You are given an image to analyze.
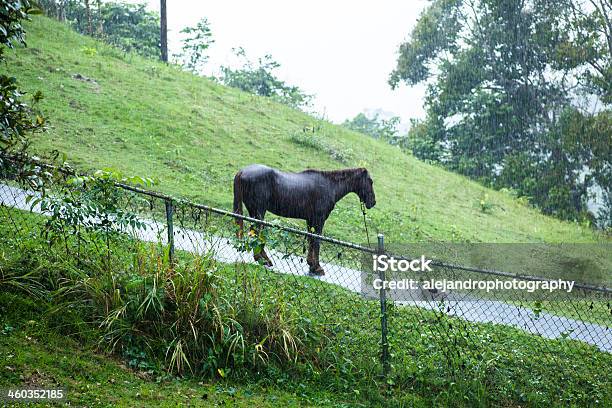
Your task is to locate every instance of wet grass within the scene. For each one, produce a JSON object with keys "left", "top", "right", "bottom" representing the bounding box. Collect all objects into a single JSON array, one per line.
[
  {"left": 1, "top": 208, "right": 611, "bottom": 407},
  {"left": 0, "top": 321, "right": 356, "bottom": 407}
]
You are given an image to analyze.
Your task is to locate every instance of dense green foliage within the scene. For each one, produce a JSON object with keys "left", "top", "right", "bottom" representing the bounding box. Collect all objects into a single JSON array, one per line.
[
  {"left": 392, "top": 0, "right": 611, "bottom": 228},
  {"left": 220, "top": 48, "right": 313, "bottom": 111},
  {"left": 38, "top": 0, "right": 161, "bottom": 58},
  {"left": 0, "top": 0, "right": 43, "bottom": 156},
  {"left": 6, "top": 16, "right": 606, "bottom": 244}
]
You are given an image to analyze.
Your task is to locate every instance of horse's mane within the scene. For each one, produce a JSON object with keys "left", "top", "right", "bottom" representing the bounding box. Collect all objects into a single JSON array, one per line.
[{"left": 301, "top": 168, "right": 365, "bottom": 181}]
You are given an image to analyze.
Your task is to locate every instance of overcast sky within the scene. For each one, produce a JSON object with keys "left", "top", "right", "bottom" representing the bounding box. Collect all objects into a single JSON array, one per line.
[{"left": 132, "top": 0, "right": 428, "bottom": 126}]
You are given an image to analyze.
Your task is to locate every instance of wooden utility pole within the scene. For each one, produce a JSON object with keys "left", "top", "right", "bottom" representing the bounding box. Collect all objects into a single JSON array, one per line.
[
  {"left": 96, "top": 0, "right": 103, "bottom": 35},
  {"left": 58, "top": 0, "right": 67, "bottom": 21},
  {"left": 84, "top": 0, "right": 93, "bottom": 35},
  {"left": 160, "top": 0, "right": 168, "bottom": 62}
]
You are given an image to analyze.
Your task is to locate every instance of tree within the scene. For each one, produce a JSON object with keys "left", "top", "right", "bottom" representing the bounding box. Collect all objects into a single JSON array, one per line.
[
  {"left": 84, "top": 0, "right": 92, "bottom": 35},
  {"left": 0, "top": 0, "right": 48, "bottom": 189},
  {"left": 562, "top": 0, "right": 612, "bottom": 104},
  {"left": 343, "top": 113, "right": 403, "bottom": 145},
  {"left": 39, "top": 1, "right": 162, "bottom": 59},
  {"left": 176, "top": 18, "right": 214, "bottom": 74},
  {"left": 38, "top": 0, "right": 67, "bottom": 21},
  {"left": 0, "top": 0, "right": 44, "bottom": 156},
  {"left": 96, "top": 2, "right": 160, "bottom": 58},
  {"left": 220, "top": 48, "right": 312, "bottom": 111},
  {"left": 160, "top": 0, "right": 167, "bottom": 62},
  {"left": 391, "top": 0, "right": 611, "bottom": 225}
]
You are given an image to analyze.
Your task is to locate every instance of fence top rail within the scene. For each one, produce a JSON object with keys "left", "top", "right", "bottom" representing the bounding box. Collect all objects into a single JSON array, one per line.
[{"left": 2, "top": 153, "right": 610, "bottom": 294}]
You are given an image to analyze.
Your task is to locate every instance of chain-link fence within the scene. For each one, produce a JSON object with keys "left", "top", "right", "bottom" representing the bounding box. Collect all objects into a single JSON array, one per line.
[{"left": 0, "top": 155, "right": 610, "bottom": 390}]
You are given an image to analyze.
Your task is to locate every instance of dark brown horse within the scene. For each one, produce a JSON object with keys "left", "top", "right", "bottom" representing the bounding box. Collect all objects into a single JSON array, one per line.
[{"left": 233, "top": 164, "right": 376, "bottom": 275}]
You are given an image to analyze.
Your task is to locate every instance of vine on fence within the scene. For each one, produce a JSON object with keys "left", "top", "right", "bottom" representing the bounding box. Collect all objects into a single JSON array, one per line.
[{"left": 25, "top": 167, "right": 153, "bottom": 261}]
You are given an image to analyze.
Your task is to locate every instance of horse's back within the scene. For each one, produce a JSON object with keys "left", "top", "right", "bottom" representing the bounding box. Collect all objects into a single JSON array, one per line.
[
  {"left": 239, "top": 165, "right": 321, "bottom": 189},
  {"left": 238, "top": 164, "right": 274, "bottom": 180},
  {"left": 236, "top": 164, "right": 278, "bottom": 197}
]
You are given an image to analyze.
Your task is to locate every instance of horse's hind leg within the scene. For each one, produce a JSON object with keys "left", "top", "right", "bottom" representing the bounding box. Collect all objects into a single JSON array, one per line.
[{"left": 247, "top": 207, "right": 273, "bottom": 268}]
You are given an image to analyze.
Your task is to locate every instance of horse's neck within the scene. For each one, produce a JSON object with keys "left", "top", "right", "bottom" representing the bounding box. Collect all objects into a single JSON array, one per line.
[{"left": 326, "top": 172, "right": 358, "bottom": 203}]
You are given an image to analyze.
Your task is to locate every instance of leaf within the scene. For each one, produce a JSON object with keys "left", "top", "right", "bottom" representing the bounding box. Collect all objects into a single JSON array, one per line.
[{"left": 27, "top": 7, "right": 44, "bottom": 15}]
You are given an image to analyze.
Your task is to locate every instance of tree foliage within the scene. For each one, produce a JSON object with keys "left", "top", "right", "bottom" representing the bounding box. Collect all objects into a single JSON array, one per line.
[
  {"left": 0, "top": 0, "right": 44, "bottom": 158},
  {"left": 342, "top": 113, "right": 403, "bottom": 145},
  {"left": 392, "top": 0, "right": 611, "bottom": 227},
  {"left": 220, "top": 48, "right": 313, "bottom": 111},
  {"left": 175, "top": 17, "right": 214, "bottom": 74},
  {"left": 39, "top": 1, "right": 161, "bottom": 58}
]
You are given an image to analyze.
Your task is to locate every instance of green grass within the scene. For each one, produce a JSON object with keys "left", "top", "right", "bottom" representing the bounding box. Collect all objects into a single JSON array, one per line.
[
  {"left": 1, "top": 207, "right": 611, "bottom": 407},
  {"left": 4, "top": 16, "right": 609, "bottom": 246},
  {"left": 3, "top": 290, "right": 610, "bottom": 408},
  {"left": 0, "top": 306, "right": 353, "bottom": 407}
]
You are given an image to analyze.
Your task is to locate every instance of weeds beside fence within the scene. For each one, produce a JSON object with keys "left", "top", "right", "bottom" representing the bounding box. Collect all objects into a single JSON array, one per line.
[{"left": 1, "top": 155, "right": 611, "bottom": 405}]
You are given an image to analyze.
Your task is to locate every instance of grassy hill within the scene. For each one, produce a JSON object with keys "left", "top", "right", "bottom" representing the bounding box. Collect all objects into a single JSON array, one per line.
[
  {"left": 4, "top": 16, "right": 607, "bottom": 244},
  {"left": 0, "top": 326, "right": 346, "bottom": 407},
  {"left": 0, "top": 281, "right": 362, "bottom": 408}
]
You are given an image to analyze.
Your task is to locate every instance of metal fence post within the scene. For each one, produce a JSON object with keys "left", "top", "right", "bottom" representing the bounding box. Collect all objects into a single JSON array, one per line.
[
  {"left": 165, "top": 199, "right": 175, "bottom": 265},
  {"left": 377, "top": 233, "right": 390, "bottom": 382}
]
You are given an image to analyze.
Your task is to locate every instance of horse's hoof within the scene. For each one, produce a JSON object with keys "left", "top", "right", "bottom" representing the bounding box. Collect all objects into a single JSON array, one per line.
[
  {"left": 256, "top": 260, "right": 273, "bottom": 268},
  {"left": 308, "top": 267, "right": 325, "bottom": 276},
  {"left": 254, "top": 255, "right": 273, "bottom": 268}
]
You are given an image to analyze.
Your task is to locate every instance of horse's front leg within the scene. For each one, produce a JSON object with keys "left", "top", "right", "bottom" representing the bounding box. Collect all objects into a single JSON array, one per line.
[
  {"left": 248, "top": 210, "right": 273, "bottom": 268},
  {"left": 306, "top": 223, "right": 315, "bottom": 268}
]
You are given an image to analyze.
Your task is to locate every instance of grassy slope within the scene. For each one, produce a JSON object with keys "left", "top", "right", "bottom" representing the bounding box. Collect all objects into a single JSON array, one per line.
[
  {"left": 4, "top": 16, "right": 605, "bottom": 244},
  {"left": 0, "top": 211, "right": 610, "bottom": 407},
  {"left": 0, "top": 319, "right": 349, "bottom": 407}
]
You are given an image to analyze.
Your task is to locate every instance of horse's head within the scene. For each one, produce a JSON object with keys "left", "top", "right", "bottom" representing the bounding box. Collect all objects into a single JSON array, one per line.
[{"left": 356, "top": 168, "right": 376, "bottom": 209}]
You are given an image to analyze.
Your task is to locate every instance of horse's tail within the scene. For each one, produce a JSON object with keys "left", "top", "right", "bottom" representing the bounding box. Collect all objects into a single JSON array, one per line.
[{"left": 233, "top": 171, "right": 244, "bottom": 237}]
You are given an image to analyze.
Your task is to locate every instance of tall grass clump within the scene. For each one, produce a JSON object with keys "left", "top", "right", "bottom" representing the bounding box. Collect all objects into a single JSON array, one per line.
[
  {"left": 81, "top": 245, "right": 328, "bottom": 376},
  {"left": 0, "top": 212, "right": 330, "bottom": 378},
  {"left": 289, "top": 128, "right": 353, "bottom": 164}
]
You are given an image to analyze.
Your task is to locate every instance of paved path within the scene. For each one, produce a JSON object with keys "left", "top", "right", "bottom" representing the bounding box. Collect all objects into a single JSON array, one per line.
[{"left": 1, "top": 184, "right": 610, "bottom": 352}]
